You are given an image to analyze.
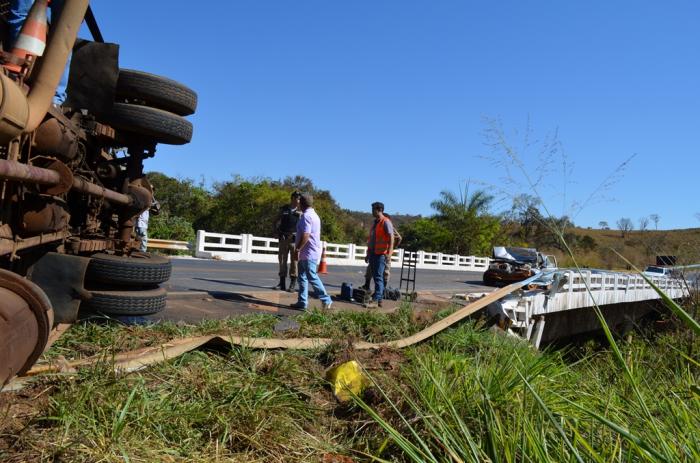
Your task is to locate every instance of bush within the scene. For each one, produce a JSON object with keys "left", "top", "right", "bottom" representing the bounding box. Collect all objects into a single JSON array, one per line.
[{"left": 149, "top": 213, "right": 196, "bottom": 242}]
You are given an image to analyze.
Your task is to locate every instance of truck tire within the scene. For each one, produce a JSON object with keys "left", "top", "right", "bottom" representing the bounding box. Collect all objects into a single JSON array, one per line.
[
  {"left": 106, "top": 103, "right": 193, "bottom": 145},
  {"left": 84, "top": 287, "right": 167, "bottom": 316},
  {"left": 87, "top": 253, "right": 172, "bottom": 286},
  {"left": 116, "top": 69, "right": 198, "bottom": 116}
]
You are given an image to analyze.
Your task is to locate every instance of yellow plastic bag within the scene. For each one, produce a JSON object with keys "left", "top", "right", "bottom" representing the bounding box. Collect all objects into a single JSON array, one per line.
[{"left": 325, "top": 360, "right": 367, "bottom": 402}]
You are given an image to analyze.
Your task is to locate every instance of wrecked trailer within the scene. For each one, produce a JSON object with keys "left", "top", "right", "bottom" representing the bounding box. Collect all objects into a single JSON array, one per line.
[{"left": 0, "top": 0, "right": 196, "bottom": 385}]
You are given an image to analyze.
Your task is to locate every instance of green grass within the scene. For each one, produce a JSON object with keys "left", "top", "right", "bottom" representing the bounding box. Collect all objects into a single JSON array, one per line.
[
  {"left": 1, "top": 303, "right": 699, "bottom": 462},
  {"left": 354, "top": 324, "right": 700, "bottom": 462}
]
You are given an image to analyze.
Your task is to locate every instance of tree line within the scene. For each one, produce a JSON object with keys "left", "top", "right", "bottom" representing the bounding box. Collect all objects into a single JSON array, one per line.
[{"left": 147, "top": 172, "right": 595, "bottom": 258}]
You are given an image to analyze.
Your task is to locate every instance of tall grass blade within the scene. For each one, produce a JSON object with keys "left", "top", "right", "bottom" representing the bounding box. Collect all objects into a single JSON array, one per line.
[
  {"left": 411, "top": 354, "right": 483, "bottom": 461},
  {"left": 112, "top": 383, "right": 139, "bottom": 439},
  {"left": 517, "top": 371, "right": 584, "bottom": 463},
  {"left": 561, "top": 395, "right": 668, "bottom": 462},
  {"left": 559, "top": 245, "right": 674, "bottom": 460},
  {"left": 612, "top": 249, "right": 700, "bottom": 336},
  {"left": 352, "top": 393, "right": 433, "bottom": 463}
]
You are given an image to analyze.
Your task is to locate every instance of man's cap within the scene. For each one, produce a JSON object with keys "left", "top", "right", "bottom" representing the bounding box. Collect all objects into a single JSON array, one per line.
[{"left": 291, "top": 190, "right": 302, "bottom": 199}]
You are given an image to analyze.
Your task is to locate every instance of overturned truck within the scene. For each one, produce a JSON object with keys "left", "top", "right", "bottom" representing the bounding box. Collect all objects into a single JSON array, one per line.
[{"left": 0, "top": 1, "right": 196, "bottom": 384}]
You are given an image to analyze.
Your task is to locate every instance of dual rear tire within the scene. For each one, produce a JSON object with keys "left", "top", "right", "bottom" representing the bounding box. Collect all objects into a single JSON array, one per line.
[
  {"left": 83, "top": 253, "right": 172, "bottom": 316},
  {"left": 104, "top": 69, "right": 197, "bottom": 146}
]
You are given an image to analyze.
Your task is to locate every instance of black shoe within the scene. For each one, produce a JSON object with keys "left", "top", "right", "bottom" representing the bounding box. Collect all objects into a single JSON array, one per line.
[
  {"left": 274, "top": 277, "right": 286, "bottom": 291},
  {"left": 287, "top": 277, "right": 297, "bottom": 292}
]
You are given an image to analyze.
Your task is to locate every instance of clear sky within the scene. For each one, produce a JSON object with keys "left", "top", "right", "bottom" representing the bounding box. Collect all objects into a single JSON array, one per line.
[{"left": 90, "top": 1, "right": 698, "bottom": 230}]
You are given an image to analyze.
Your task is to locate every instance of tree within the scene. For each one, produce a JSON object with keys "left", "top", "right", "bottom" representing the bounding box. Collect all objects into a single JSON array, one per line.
[
  {"left": 147, "top": 172, "right": 212, "bottom": 225},
  {"left": 399, "top": 218, "right": 451, "bottom": 252},
  {"left": 598, "top": 220, "right": 609, "bottom": 230},
  {"left": 616, "top": 218, "right": 634, "bottom": 238},
  {"left": 638, "top": 216, "right": 649, "bottom": 233},
  {"left": 510, "top": 194, "right": 543, "bottom": 243},
  {"left": 575, "top": 234, "right": 597, "bottom": 252},
  {"left": 429, "top": 185, "right": 500, "bottom": 255},
  {"left": 149, "top": 212, "right": 196, "bottom": 242},
  {"left": 649, "top": 213, "right": 660, "bottom": 230}
]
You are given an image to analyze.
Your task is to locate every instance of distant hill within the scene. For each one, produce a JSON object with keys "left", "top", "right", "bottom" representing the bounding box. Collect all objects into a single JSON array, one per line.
[{"left": 543, "top": 227, "right": 700, "bottom": 270}]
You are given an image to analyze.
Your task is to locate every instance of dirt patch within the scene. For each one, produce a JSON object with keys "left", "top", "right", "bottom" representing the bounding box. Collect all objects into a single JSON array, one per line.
[
  {"left": 354, "top": 347, "right": 405, "bottom": 374},
  {"left": 0, "top": 382, "right": 52, "bottom": 453},
  {"left": 322, "top": 453, "right": 355, "bottom": 463},
  {"left": 411, "top": 308, "right": 437, "bottom": 326},
  {"left": 323, "top": 344, "right": 406, "bottom": 378}
]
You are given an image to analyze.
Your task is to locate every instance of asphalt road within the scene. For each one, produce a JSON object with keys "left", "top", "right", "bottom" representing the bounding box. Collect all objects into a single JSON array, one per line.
[{"left": 164, "top": 258, "right": 490, "bottom": 296}]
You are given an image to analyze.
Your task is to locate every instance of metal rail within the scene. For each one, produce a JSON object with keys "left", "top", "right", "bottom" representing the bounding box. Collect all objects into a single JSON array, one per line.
[{"left": 147, "top": 239, "right": 190, "bottom": 251}]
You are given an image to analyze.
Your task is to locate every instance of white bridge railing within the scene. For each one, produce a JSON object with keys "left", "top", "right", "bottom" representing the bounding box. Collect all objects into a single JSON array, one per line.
[
  {"left": 500, "top": 269, "right": 689, "bottom": 348},
  {"left": 194, "top": 230, "right": 490, "bottom": 272},
  {"left": 530, "top": 270, "right": 687, "bottom": 314}
]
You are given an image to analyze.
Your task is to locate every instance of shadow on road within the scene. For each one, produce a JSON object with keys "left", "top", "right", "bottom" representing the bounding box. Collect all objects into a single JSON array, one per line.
[
  {"left": 207, "top": 290, "right": 293, "bottom": 310},
  {"left": 192, "top": 277, "right": 275, "bottom": 291}
]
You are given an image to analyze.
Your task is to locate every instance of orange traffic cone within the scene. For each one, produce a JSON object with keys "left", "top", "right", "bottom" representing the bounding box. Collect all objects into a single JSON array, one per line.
[
  {"left": 5, "top": 0, "right": 48, "bottom": 73},
  {"left": 318, "top": 244, "right": 328, "bottom": 274}
]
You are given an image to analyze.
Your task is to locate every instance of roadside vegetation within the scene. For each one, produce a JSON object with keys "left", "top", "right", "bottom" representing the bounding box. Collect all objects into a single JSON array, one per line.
[
  {"left": 146, "top": 170, "right": 697, "bottom": 269},
  {"left": 1, "top": 298, "right": 698, "bottom": 462}
]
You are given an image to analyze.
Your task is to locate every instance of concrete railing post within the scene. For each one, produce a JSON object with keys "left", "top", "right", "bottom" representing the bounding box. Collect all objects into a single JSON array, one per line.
[
  {"left": 417, "top": 250, "right": 425, "bottom": 266},
  {"left": 196, "top": 230, "right": 206, "bottom": 253},
  {"left": 348, "top": 243, "right": 356, "bottom": 264},
  {"left": 241, "top": 234, "right": 252, "bottom": 258},
  {"left": 532, "top": 316, "right": 546, "bottom": 349}
]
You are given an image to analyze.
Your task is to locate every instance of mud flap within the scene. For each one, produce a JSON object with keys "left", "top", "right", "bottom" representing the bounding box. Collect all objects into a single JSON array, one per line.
[
  {"left": 28, "top": 253, "right": 90, "bottom": 324},
  {"left": 64, "top": 39, "right": 120, "bottom": 117}
]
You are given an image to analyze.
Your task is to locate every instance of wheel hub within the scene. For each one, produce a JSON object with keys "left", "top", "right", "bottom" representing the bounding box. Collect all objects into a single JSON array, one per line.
[{"left": 0, "top": 269, "right": 53, "bottom": 385}]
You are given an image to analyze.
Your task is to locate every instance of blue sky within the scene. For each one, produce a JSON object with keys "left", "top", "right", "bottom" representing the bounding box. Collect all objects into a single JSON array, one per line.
[{"left": 90, "top": 1, "right": 698, "bottom": 230}]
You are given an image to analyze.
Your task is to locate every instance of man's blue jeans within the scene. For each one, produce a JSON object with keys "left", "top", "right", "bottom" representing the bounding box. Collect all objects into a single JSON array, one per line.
[
  {"left": 297, "top": 259, "right": 331, "bottom": 308},
  {"left": 369, "top": 254, "right": 386, "bottom": 302}
]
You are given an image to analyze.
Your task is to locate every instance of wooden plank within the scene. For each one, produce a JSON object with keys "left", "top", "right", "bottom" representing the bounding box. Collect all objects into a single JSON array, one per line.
[{"left": 24, "top": 272, "right": 550, "bottom": 377}]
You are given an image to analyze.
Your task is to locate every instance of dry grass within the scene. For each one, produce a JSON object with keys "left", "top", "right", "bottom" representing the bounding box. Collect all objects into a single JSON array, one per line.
[{"left": 545, "top": 227, "right": 700, "bottom": 269}]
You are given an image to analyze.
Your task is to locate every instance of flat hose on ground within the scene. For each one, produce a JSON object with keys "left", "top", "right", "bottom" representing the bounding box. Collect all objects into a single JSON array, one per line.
[{"left": 22, "top": 274, "right": 550, "bottom": 378}]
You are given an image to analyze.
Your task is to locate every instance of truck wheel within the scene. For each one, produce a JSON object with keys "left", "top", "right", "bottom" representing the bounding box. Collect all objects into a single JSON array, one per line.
[
  {"left": 0, "top": 269, "right": 53, "bottom": 384},
  {"left": 106, "top": 103, "right": 193, "bottom": 145},
  {"left": 86, "top": 253, "right": 172, "bottom": 287},
  {"left": 116, "top": 69, "right": 198, "bottom": 116},
  {"left": 84, "top": 287, "right": 167, "bottom": 316}
]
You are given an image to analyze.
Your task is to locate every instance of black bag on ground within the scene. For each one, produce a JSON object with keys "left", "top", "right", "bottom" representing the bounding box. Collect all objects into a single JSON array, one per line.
[
  {"left": 383, "top": 286, "right": 401, "bottom": 301},
  {"left": 340, "top": 282, "right": 353, "bottom": 301},
  {"left": 352, "top": 287, "right": 371, "bottom": 304}
]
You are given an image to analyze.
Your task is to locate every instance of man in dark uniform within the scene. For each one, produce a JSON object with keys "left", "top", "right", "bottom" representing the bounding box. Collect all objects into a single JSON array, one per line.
[{"left": 274, "top": 191, "right": 302, "bottom": 291}]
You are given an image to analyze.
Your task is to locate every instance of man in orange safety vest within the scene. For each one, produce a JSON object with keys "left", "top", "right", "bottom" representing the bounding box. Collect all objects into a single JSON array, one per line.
[{"left": 364, "top": 202, "right": 395, "bottom": 308}]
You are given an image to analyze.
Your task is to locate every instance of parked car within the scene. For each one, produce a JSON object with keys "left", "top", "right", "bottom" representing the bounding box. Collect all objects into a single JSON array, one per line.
[
  {"left": 483, "top": 246, "right": 557, "bottom": 287},
  {"left": 642, "top": 266, "right": 675, "bottom": 278}
]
